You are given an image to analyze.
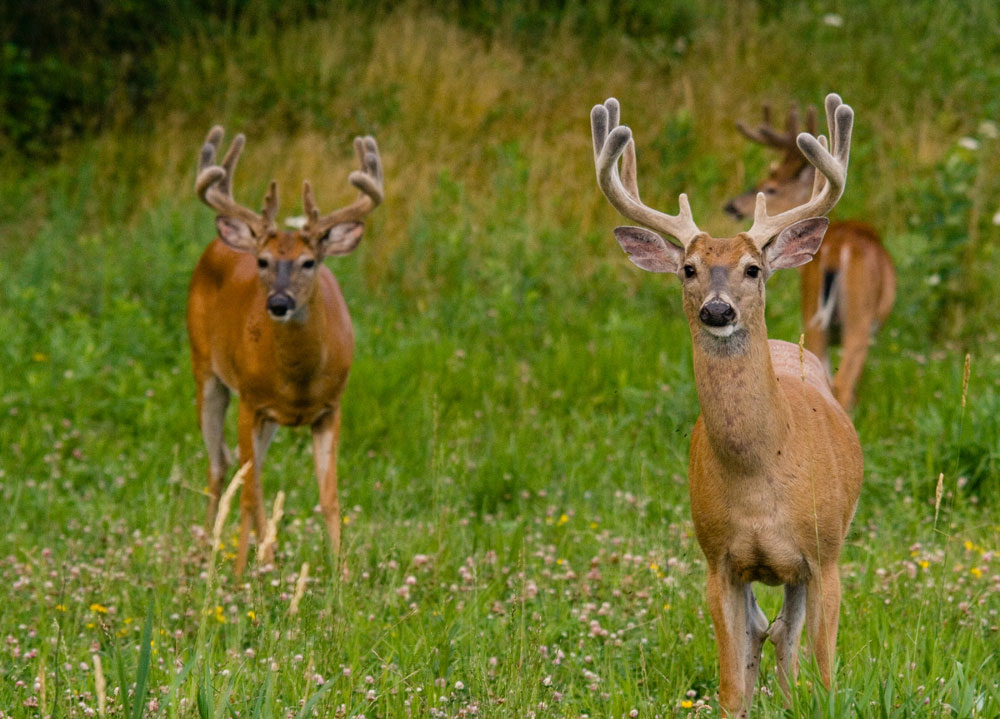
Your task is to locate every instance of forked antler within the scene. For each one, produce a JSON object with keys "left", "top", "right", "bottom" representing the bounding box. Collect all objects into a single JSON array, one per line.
[
  {"left": 591, "top": 98, "right": 702, "bottom": 248},
  {"left": 736, "top": 103, "right": 818, "bottom": 164},
  {"left": 302, "top": 136, "right": 384, "bottom": 239},
  {"left": 195, "top": 126, "right": 278, "bottom": 237},
  {"left": 745, "top": 93, "right": 853, "bottom": 249}
]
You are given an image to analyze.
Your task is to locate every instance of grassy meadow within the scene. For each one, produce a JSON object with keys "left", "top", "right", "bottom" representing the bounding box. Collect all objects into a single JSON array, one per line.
[{"left": 1, "top": 2, "right": 999, "bottom": 717}]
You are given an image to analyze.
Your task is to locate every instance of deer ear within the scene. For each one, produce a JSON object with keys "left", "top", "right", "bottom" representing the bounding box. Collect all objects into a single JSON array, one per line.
[
  {"left": 764, "top": 217, "right": 829, "bottom": 272},
  {"left": 317, "top": 221, "right": 364, "bottom": 257},
  {"left": 215, "top": 216, "right": 258, "bottom": 252},
  {"left": 613, "top": 226, "right": 684, "bottom": 274}
]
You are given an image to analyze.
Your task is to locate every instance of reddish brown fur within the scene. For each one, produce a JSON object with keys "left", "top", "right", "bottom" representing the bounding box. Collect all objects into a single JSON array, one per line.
[{"left": 188, "top": 234, "right": 353, "bottom": 573}]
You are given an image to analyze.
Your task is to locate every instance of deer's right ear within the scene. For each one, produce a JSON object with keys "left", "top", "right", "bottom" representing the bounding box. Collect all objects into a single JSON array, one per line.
[
  {"left": 215, "top": 216, "right": 258, "bottom": 252},
  {"left": 613, "top": 226, "right": 684, "bottom": 274}
]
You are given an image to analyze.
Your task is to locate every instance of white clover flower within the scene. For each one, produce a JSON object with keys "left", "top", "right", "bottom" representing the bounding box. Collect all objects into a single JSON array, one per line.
[
  {"left": 823, "top": 13, "right": 844, "bottom": 27},
  {"left": 957, "top": 136, "right": 980, "bottom": 151}
]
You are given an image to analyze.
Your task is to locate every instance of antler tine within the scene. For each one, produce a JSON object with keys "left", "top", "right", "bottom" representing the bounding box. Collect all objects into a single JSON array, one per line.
[
  {"left": 591, "top": 98, "right": 700, "bottom": 248},
  {"left": 194, "top": 126, "right": 275, "bottom": 234},
  {"left": 302, "top": 135, "right": 384, "bottom": 239},
  {"left": 745, "top": 93, "right": 854, "bottom": 249}
]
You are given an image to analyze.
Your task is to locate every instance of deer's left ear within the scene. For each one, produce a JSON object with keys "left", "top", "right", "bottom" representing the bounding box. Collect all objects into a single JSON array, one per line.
[
  {"left": 316, "top": 222, "right": 365, "bottom": 257},
  {"left": 764, "top": 217, "right": 829, "bottom": 272}
]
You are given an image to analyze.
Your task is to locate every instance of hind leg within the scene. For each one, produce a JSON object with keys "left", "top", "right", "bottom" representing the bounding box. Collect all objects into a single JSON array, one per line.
[
  {"left": 768, "top": 583, "right": 808, "bottom": 704},
  {"left": 743, "top": 586, "right": 769, "bottom": 703},
  {"left": 312, "top": 406, "right": 342, "bottom": 561},
  {"left": 198, "top": 375, "right": 231, "bottom": 528}
]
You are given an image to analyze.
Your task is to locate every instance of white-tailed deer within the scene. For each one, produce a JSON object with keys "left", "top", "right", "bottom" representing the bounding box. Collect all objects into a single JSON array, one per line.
[
  {"left": 188, "top": 126, "right": 383, "bottom": 574},
  {"left": 591, "top": 94, "right": 863, "bottom": 717},
  {"left": 724, "top": 103, "right": 895, "bottom": 410}
]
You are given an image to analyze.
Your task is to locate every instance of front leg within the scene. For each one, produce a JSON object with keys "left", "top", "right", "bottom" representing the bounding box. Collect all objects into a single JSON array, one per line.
[
  {"left": 312, "top": 406, "right": 342, "bottom": 560},
  {"left": 235, "top": 402, "right": 277, "bottom": 575},
  {"left": 706, "top": 569, "right": 754, "bottom": 718},
  {"left": 806, "top": 562, "right": 842, "bottom": 688}
]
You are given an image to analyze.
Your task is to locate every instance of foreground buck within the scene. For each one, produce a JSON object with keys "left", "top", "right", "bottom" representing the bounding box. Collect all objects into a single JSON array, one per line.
[
  {"left": 188, "top": 126, "right": 383, "bottom": 574},
  {"left": 725, "top": 103, "right": 895, "bottom": 410},
  {"left": 591, "top": 94, "right": 863, "bottom": 717}
]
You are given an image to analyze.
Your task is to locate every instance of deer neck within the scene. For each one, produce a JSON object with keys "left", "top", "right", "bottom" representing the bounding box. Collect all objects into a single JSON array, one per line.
[
  {"left": 269, "top": 293, "right": 328, "bottom": 380},
  {"left": 689, "top": 315, "right": 791, "bottom": 469}
]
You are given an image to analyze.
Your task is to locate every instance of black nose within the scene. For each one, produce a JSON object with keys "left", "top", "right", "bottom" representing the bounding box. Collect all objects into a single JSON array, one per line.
[
  {"left": 723, "top": 201, "right": 744, "bottom": 220},
  {"left": 700, "top": 299, "right": 736, "bottom": 327},
  {"left": 266, "top": 293, "right": 295, "bottom": 317}
]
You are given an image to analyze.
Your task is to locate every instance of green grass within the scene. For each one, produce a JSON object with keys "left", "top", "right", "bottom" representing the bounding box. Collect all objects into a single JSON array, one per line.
[{"left": 1, "top": 2, "right": 999, "bottom": 717}]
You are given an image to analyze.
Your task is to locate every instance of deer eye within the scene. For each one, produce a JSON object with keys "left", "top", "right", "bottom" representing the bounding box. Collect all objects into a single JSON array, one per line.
[
  {"left": 257, "top": 257, "right": 269, "bottom": 269},
  {"left": 745, "top": 265, "right": 761, "bottom": 279},
  {"left": 302, "top": 258, "right": 316, "bottom": 269},
  {"left": 683, "top": 265, "right": 696, "bottom": 278}
]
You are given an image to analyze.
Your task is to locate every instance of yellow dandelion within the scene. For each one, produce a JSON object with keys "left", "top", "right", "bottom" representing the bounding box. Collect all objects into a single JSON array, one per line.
[
  {"left": 589, "top": 521, "right": 598, "bottom": 529},
  {"left": 918, "top": 560, "right": 929, "bottom": 569},
  {"left": 681, "top": 700, "right": 693, "bottom": 709},
  {"left": 557, "top": 513, "right": 569, "bottom": 526},
  {"left": 663, "top": 603, "right": 671, "bottom": 611},
  {"left": 214, "top": 605, "right": 226, "bottom": 623},
  {"left": 970, "top": 567, "right": 983, "bottom": 578},
  {"left": 32, "top": 352, "right": 48, "bottom": 362},
  {"left": 86, "top": 622, "right": 95, "bottom": 629},
  {"left": 247, "top": 610, "right": 256, "bottom": 621},
  {"left": 54, "top": 604, "right": 66, "bottom": 612},
  {"left": 649, "top": 562, "right": 660, "bottom": 572},
  {"left": 964, "top": 540, "right": 974, "bottom": 551},
  {"left": 90, "top": 603, "right": 108, "bottom": 614},
  {"left": 343, "top": 515, "right": 351, "bottom": 525},
  {"left": 123, "top": 617, "right": 133, "bottom": 625},
  {"left": 556, "top": 558, "right": 564, "bottom": 565}
]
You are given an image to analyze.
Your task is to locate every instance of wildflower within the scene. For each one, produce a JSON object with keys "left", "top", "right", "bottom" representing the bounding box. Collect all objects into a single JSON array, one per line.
[
  {"left": 32, "top": 353, "right": 48, "bottom": 362},
  {"left": 557, "top": 514, "right": 568, "bottom": 526},
  {"left": 971, "top": 567, "right": 983, "bottom": 578},
  {"left": 822, "top": 13, "right": 843, "bottom": 27},
  {"left": 247, "top": 610, "right": 256, "bottom": 621},
  {"left": 214, "top": 605, "right": 226, "bottom": 623},
  {"left": 957, "top": 137, "right": 980, "bottom": 151},
  {"left": 89, "top": 604, "right": 108, "bottom": 614},
  {"left": 343, "top": 515, "right": 351, "bottom": 525},
  {"left": 54, "top": 605, "right": 66, "bottom": 612},
  {"left": 681, "top": 699, "right": 694, "bottom": 708}
]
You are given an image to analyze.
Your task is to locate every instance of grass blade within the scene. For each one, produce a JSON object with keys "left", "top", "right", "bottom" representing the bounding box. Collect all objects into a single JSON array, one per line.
[{"left": 131, "top": 603, "right": 155, "bottom": 719}]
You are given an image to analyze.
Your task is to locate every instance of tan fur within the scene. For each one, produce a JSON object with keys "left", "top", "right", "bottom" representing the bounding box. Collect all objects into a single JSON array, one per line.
[
  {"left": 727, "top": 108, "right": 896, "bottom": 410},
  {"left": 683, "top": 235, "right": 863, "bottom": 718},
  {"left": 594, "top": 96, "right": 863, "bottom": 717}
]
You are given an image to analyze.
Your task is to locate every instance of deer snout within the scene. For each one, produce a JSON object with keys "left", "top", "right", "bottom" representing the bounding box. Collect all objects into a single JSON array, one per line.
[
  {"left": 700, "top": 299, "right": 737, "bottom": 327},
  {"left": 266, "top": 293, "right": 296, "bottom": 319}
]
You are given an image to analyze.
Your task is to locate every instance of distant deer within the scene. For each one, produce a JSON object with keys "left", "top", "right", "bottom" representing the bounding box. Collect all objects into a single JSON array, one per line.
[
  {"left": 591, "top": 94, "right": 863, "bottom": 717},
  {"left": 188, "top": 126, "right": 383, "bottom": 574},
  {"left": 724, "top": 103, "right": 895, "bottom": 410}
]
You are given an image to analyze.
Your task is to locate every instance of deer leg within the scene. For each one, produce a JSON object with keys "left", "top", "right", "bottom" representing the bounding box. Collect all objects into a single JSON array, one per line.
[
  {"left": 198, "top": 375, "right": 231, "bottom": 529},
  {"left": 312, "top": 406, "right": 342, "bottom": 561},
  {"left": 832, "top": 319, "right": 871, "bottom": 411},
  {"left": 743, "top": 586, "right": 769, "bottom": 703},
  {"left": 768, "top": 582, "right": 807, "bottom": 704},
  {"left": 235, "top": 403, "right": 277, "bottom": 575},
  {"left": 706, "top": 570, "right": 752, "bottom": 718},
  {"left": 806, "top": 563, "right": 842, "bottom": 688}
]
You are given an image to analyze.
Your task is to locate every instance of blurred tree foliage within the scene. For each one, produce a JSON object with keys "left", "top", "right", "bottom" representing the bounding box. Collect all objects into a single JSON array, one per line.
[
  {"left": 0, "top": 0, "right": 693, "bottom": 158},
  {"left": 0, "top": 0, "right": 328, "bottom": 156}
]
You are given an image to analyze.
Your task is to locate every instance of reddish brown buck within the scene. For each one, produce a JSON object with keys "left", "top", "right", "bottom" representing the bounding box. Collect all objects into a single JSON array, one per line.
[
  {"left": 188, "top": 127, "right": 383, "bottom": 574},
  {"left": 725, "top": 103, "right": 895, "bottom": 410},
  {"left": 591, "top": 94, "right": 863, "bottom": 717}
]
